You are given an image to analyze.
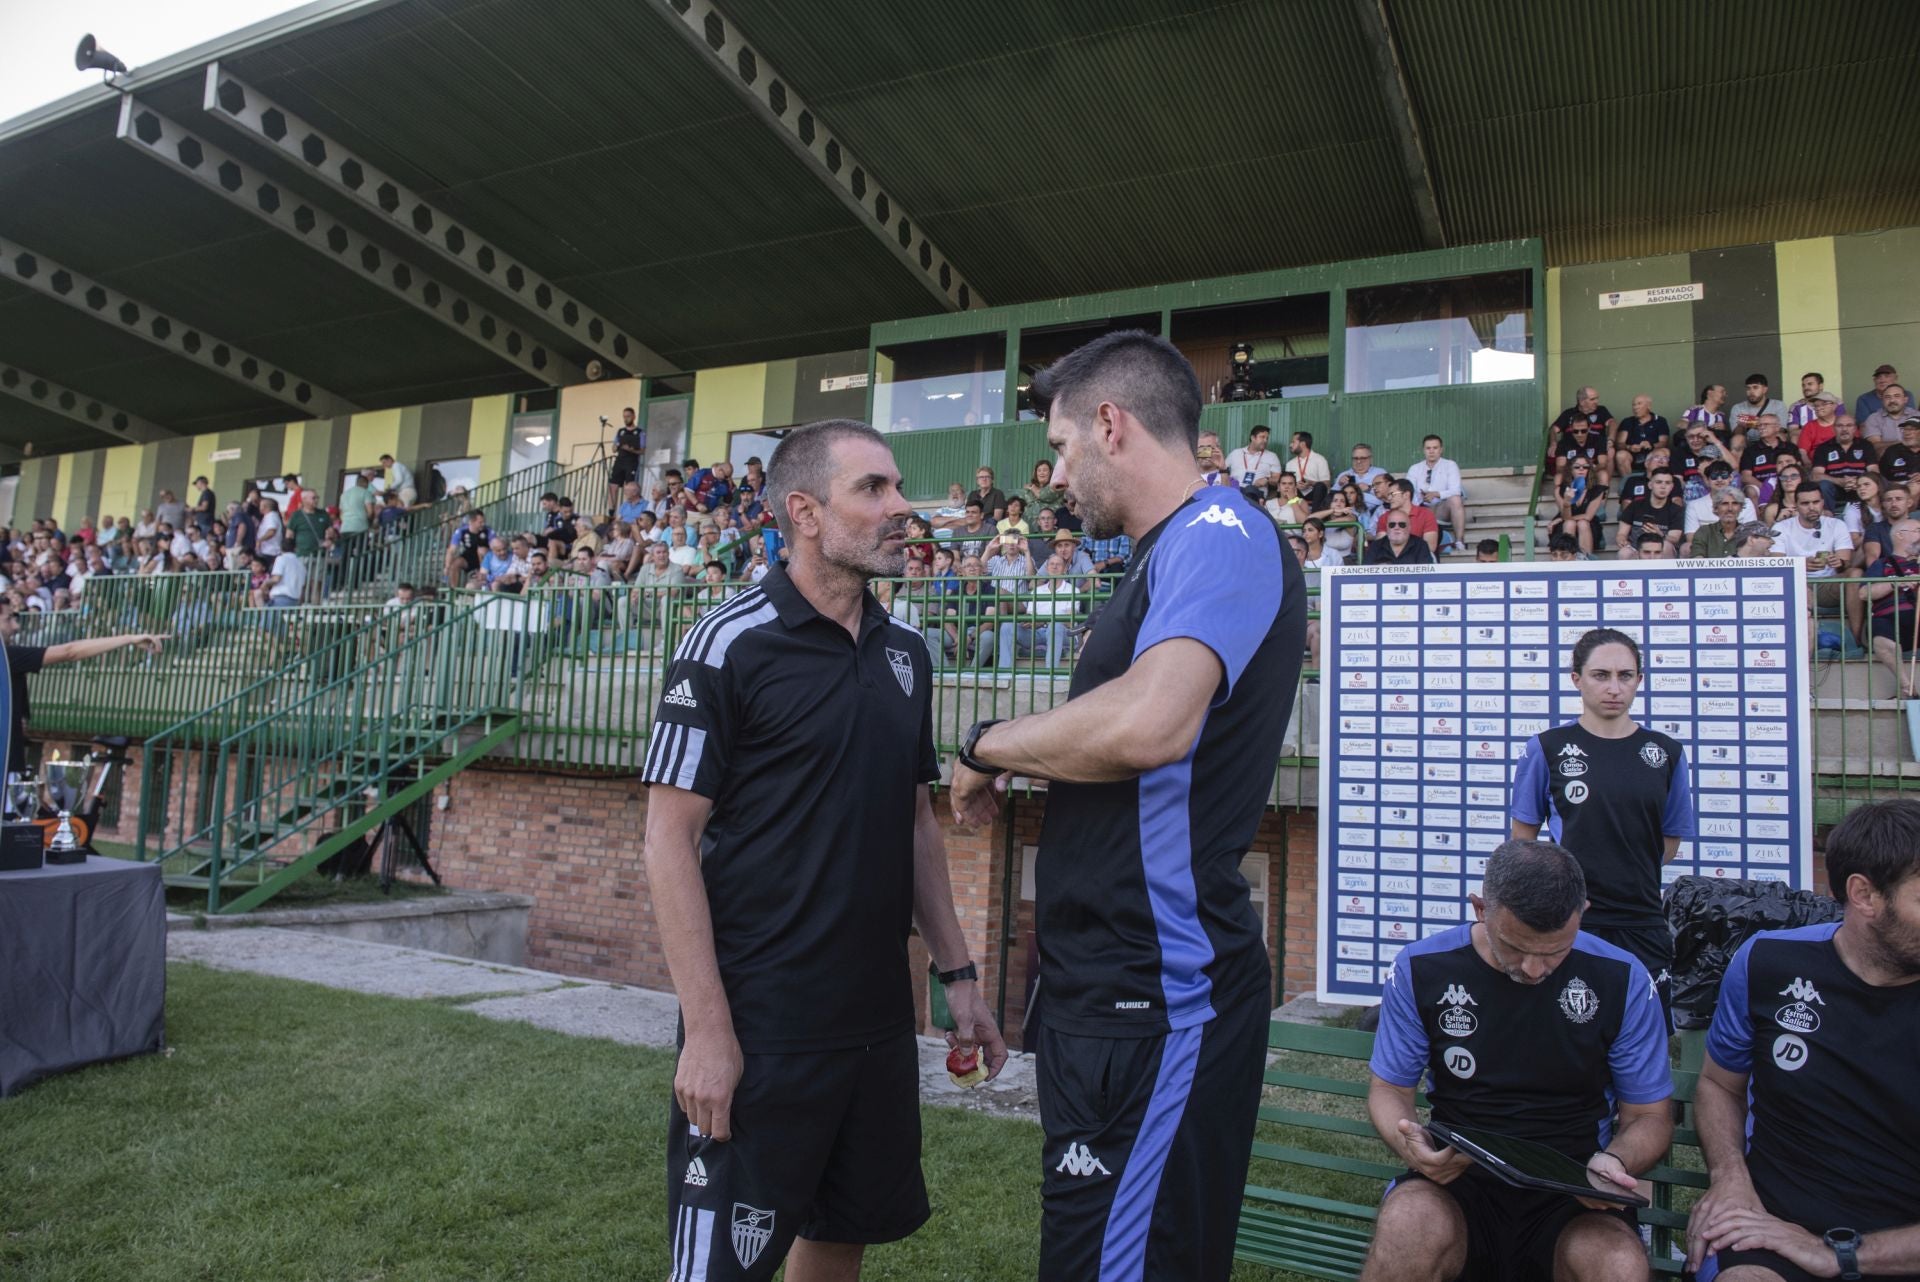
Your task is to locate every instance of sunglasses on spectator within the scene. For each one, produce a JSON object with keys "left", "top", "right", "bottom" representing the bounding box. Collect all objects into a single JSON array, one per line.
[{"left": 1386, "top": 521, "right": 1409, "bottom": 529}]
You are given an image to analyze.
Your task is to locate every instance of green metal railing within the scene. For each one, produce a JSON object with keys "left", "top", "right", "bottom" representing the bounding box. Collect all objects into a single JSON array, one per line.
[
  {"left": 136, "top": 595, "right": 521, "bottom": 910},
  {"left": 323, "top": 451, "right": 620, "bottom": 599}
]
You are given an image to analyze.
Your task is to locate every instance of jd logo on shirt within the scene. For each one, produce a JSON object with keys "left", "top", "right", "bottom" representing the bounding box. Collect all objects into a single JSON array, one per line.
[
  {"left": 1771, "top": 1033, "right": 1809, "bottom": 1072},
  {"left": 1442, "top": 1046, "right": 1476, "bottom": 1079},
  {"left": 1564, "top": 781, "right": 1589, "bottom": 805}
]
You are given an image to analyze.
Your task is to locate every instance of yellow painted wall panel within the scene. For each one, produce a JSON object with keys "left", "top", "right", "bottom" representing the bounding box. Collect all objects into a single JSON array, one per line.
[
  {"left": 99, "top": 444, "right": 143, "bottom": 523},
  {"left": 690, "top": 364, "right": 767, "bottom": 466},
  {"left": 467, "top": 395, "right": 514, "bottom": 486},
  {"left": 1775, "top": 237, "right": 1845, "bottom": 397},
  {"left": 555, "top": 380, "right": 640, "bottom": 471},
  {"left": 346, "top": 408, "right": 403, "bottom": 467},
  {"left": 51, "top": 454, "right": 75, "bottom": 529}
]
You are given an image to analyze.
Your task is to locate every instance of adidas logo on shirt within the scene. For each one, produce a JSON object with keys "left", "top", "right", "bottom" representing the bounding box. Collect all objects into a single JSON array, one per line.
[{"left": 664, "top": 679, "right": 699, "bottom": 709}]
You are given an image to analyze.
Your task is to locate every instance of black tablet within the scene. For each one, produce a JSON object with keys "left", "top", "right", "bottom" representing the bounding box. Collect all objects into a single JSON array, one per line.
[{"left": 1425, "top": 1120, "right": 1649, "bottom": 1208}]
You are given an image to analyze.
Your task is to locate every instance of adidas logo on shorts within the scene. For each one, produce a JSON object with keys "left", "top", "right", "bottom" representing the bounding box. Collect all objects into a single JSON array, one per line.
[
  {"left": 664, "top": 679, "right": 698, "bottom": 708},
  {"left": 683, "top": 1155, "right": 709, "bottom": 1187}
]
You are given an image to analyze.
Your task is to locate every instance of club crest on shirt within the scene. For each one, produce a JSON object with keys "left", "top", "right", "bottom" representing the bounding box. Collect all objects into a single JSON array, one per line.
[
  {"left": 1558, "top": 976, "right": 1599, "bottom": 1024},
  {"left": 886, "top": 647, "right": 913, "bottom": 697},
  {"left": 1639, "top": 741, "right": 1668, "bottom": 768}
]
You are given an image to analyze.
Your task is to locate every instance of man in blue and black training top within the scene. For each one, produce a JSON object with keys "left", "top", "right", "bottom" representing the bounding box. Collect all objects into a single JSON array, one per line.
[
  {"left": 949, "top": 330, "right": 1307, "bottom": 1280},
  {"left": 1688, "top": 800, "right": 1920, "bottom": 1282},
  {"left": 1361, "top": 839, "right": 1673, "bottom": 1282},
  {"left": 1512, "top": 628, "right": 1695, "bottom": 1021}
]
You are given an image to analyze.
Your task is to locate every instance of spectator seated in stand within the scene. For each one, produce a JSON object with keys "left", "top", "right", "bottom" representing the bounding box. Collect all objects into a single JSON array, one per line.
[
  {"left": 1682, "top": 462, "right": 1758, "bottom": 552},
  {"left": 998, "top": 552, "right": 1078, "bottom": 670},
  {"left": 1475, "top": 538, "right": 1501, "bottom": 563},
  {"left": 1865, "top": 519, "right": 1920, "bottom": 696},
  {"left": 1612, "top": 394, "right": 1670, "bottom": 481},
  {"left": 1548, "top": 457, "right": 1605, "bottom": 554},
  {"left": 1372, "top": 479, "right": 1439, "bottom": 552},
  {"left": 1335, "top": 444, "right": 1387, "bottom": 513},
  {"left": 1194, "top": 433, "right": 1237, "bottom": 488},
  {"left": 1810, "top": 416, "right": 1877, "bottom": 513},
  {"left": 934, "top": 554, "right": 1001, "bottom": 668},
  {"left": 1406, "top": 434, "right": 1467, "bottom": 553},
  {"left": 1688, "top": 490, "right": 1752, "bottom": 560},
  {"left": 1861, "top": 381, "right": 1914, "bottom": 446},
  {"left": 929, "top": 483, "right": 973, "bottom": 530},
  {"left": 995, "top": 495, "right": 1031, "bottom": 538},
  {"left": 1363, "top": 510, "right": 1435, "bottom": 565},
  {"left": 1616, "top": 468, "right": 1684, "bottom": 559},
  {"left": 1738, "top": 415, "right": 1802, "bottom": 502},
  {"left": 1226, "top": 425, "right": 1283, "bottom": 496},
  {"left": 1547, "top": 532, "right": 1587, "bottom": 562},
  {"left": 1265, "top": 473, "right": 1311, "bottom": 526}
]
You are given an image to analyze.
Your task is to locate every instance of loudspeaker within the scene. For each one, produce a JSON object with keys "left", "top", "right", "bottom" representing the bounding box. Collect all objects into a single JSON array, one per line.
[{"left": 74, "top": 34, "right": 129, "bottom": 76}]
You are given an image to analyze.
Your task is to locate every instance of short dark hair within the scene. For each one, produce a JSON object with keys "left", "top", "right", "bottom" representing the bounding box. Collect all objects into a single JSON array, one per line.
[
  {"left": 1548, "top": 532, "right": 1581, "bottom": 556},
  {"left": 1704, "top": 461, "right": 1733, "bottom": 479},
  {"left": 663, "top": 469, "right": 682, "bottom": 482},
  {"left": 1746, "top": 373, "right": 1769, "bottom": 386},
  {"left": 1803, "top": 371, "right": 1825, "bottom": 384},
  {"left": 1249, "top": 425, "right": 1269, "bottom": 439},
  {"left": 540, "top": 492, "right": 560, "bottom": 504},
  {"left": 1293, "top": 431, "right": 1314, "bottom": 449},
  {"left": 1796, "top": 483, "right": 1826, "bottom": 501},
  {"left": 1824, "top": 800, "right": 1920, "bottom": 897},
  {"left": 1006, "top": 495, "right": 1026, "bottom": 513},
  {"left": 396, "top": 582, "right": 416, "bottom": 593},
  {"left": 1482, "top": 839, "right": 1588, "bottom": 932},
  {"left": 965, "top": 499, "right": 983, "bottom": 513},
  {"left": 766, "top": 418, "right": 890, "bottom": 526},
  {"left": 1572, "top": 626, "right": 1640, "bottom": 674},
  {"left": 1649, "top": 467, "right": 1677, "bottom": 481},
  {"left": 1476, "top": 538, "right": 1499, "bottom": 555},
  {"left": 193, "top": 475, "right": 208, "bottom": 485},
  {"left": 1635, "top": 530, "right": 1666, "bottom": 550},
  {"left": 1027, "top": 330, "right": 1201, "bottom": 455},
  {"left": 1423, "top": 434, "right": 1443, "bottom": 447},
  {"left": 1392, "top": 478, "right": 1415, "bottom": 498}
]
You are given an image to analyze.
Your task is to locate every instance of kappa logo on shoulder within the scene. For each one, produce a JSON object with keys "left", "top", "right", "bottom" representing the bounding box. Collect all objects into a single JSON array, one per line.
[{"left": 1185, "top": 502, "right": 1250, "bottom": 539}]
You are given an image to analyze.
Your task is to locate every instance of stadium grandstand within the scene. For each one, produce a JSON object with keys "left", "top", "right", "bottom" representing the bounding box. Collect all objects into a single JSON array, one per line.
[{"left": 5, "top": 1, "right": 1920, "bottom": 1274}]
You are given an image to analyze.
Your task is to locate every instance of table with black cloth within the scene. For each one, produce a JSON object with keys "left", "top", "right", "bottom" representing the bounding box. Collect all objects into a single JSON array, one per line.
[{"left": 0, "top": 854, "right": 167, "bottom": 1097}]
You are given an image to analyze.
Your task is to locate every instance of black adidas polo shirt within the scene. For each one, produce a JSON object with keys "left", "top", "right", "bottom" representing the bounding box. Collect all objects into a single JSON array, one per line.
[{"left": 641, "top": 564, "right": 939, "bottom": 1054}]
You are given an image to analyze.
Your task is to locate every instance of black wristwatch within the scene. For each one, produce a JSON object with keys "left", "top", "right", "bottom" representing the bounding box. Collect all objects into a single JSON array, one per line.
[
  {"left": 1824, "top": 1228, "right": 1862, "bottom": 1281},
  {"left": 930, "top": 961, "right": 979, "bottom": 985},
  {"left": 957, "top": 719, "right": 1005, "bottom": 775}
]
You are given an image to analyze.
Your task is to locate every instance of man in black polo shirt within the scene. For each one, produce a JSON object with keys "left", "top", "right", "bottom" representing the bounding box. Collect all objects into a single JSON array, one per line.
[
  {"left": 1363, "top": 840, "right": 1672, "bottom": 1282},
  {"left": 641, "top": 419, "right": 1004, "bottom": 1281},
  {"left": 1364, "top": 513, "right": 1437, "bottom": 565},
  {"left": 1688, "top": 800, "right": 1920, "bottom": 1282},
  {"left": 1810, "top": 417, "right": 1878, "bottom": 511},
  {"left": 606, "top": 405, "right": 643, "bottom": 516},
  {"left": 1874, "top": 418, "right": 1920, "bottom": 491},
  {"left": 1, "top": 603, "right": 165, "bottom": 801},
  {"left": 948, "top": 331, "right": 1306, "bottom": 1279}
]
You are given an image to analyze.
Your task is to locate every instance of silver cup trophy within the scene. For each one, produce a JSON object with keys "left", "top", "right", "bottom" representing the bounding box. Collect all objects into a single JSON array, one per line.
[{"left": 36, "top": 753, "right": 115, "bottom": 862}]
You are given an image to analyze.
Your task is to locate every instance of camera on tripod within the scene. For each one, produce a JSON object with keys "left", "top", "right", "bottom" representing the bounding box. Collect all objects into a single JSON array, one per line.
[{"left": 1224, "top": 341, "right": 1265, "bottom": 402}]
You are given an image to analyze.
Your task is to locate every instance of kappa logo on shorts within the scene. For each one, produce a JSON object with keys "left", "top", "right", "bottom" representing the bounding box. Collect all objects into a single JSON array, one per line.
[
  {"left": 886, "top": 647, "right": 914, "bottom": 697},
  {"left": 731, "top": 1204, "right": 775, "bottom": 1268},
  {"left": 1184, "top": 503, "right": 1250, "bottom": 539},
  {"left": 664, "top": 679, "right": 699, "bottom": 709},
  {"left": 1055, "top": 1142, "right": 1112, "bottom": 1177},
  {"left": 683, "top": 1155, "right": 709, "bottom": 1187}
]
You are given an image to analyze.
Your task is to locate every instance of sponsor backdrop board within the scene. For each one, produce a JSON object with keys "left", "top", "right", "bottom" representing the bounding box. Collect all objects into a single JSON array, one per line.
[{"left": 1315, "top": 559, "right": 1813, "bottom": 1004}]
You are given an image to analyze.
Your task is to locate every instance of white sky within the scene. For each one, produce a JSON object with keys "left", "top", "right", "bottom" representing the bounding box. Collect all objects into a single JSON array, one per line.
[{"left": 0, "top": 0, "right": 311, "bottom": 126}]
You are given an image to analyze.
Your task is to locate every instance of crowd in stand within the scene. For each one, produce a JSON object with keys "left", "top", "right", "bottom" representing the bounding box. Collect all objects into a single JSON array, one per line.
[{"left": 1545, "top": 363, "right": 1920, "bottom": 687}]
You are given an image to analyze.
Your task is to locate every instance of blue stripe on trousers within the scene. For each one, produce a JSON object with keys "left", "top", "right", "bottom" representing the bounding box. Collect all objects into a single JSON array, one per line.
[{"left": 1097, "top": 1022, "right": 1204, "bottom": 1281}]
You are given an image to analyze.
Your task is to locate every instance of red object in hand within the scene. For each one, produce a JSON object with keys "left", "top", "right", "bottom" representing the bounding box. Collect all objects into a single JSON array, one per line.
[{"left": 946, "top": 1044, "right": 986, "bottom": 1089}]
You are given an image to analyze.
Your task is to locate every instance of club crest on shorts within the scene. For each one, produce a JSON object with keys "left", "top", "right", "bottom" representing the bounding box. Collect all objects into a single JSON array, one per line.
[
  {"left": 731, "top": 1203, "right": 775, "bottom": 1268},
  {"left": 1558, "top": 976, "right": 1599, "bottom": 1024},
  {"left": 886, "top": 647, "right": 913, "bottom": 696},
  {"left": 1639, "top": 741, "right": 1668, "bottom": 768}
]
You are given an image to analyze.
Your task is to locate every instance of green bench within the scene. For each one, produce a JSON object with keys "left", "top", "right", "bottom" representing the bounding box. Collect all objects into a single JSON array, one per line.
[{"left": 1234, "top": 1021, "right": 1707, "bottom": 1280}]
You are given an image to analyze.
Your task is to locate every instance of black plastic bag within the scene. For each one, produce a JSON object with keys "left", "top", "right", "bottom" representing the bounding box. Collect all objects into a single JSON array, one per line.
[{"left": 1664, "top": 876, "right": 1842, "bottom": 1029}]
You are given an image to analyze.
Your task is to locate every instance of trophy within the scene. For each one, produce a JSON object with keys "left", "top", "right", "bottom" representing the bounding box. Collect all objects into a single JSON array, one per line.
[{"left": 35, "top": 752, "right": 116, "bottom": 865}]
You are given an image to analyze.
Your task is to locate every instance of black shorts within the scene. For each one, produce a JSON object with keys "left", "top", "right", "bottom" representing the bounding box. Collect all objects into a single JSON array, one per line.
[
  {"left": 454, "top": 545, "right": 482, "bottom": 571},
  {"left": 1389, "top": 1163, "right": 1639, "bottom": 1282},
  {"left": 1034, "top": 990, "right": 1268, "bottom": 1281},
  {"left": 610, "top": 458, "right": 638, "bottom": 487},
  {"left": 1583, "top": 920, "right": 1673, "bottom": 1030},
  {"left": 665, "top": 1032, "right": 927, "bottom": 1280},
  {"left": 1871, "top": 613, "right": 1918, "bottom": 648}
]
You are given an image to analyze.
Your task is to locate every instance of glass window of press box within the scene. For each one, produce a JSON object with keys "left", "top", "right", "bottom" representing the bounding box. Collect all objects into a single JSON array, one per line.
[
  {"left": 1168, "top": 296, "right": 1331, "bottom": 403},
  {"left": 1014, "top": 315, "right": 1160, "bottom": 419},
  {"left": 1343, "top": 271, "right": 1533, "bottom": 393},
  {"left": 873, "top": 334, "right": 1007, "bottom": 432}
]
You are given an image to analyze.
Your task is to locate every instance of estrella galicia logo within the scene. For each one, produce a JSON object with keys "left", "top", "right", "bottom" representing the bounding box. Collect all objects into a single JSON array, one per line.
[
  {"left": 731, "top": 1204, "right": 776, "bottom": 1268},
  {"left": 1556, "top": 742, "right": 1588, "bottom": 777},
  {"left": 1185, "top": 502, "right": 1250, "bottom": 539},
  {"left": 1436, "top": 983, "right": 1478, "bottom": 1037},
  {"left": 1558, "top": 976, "right": 1599, "bottom": 1024},
  {"left": 1775, "top": 976, "right": 1825, "bottom": 1033}
]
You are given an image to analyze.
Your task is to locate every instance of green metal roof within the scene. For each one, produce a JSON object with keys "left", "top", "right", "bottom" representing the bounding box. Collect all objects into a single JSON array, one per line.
[{"left": 1, "top": 0, "right": 1916, "bottom": 455}]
